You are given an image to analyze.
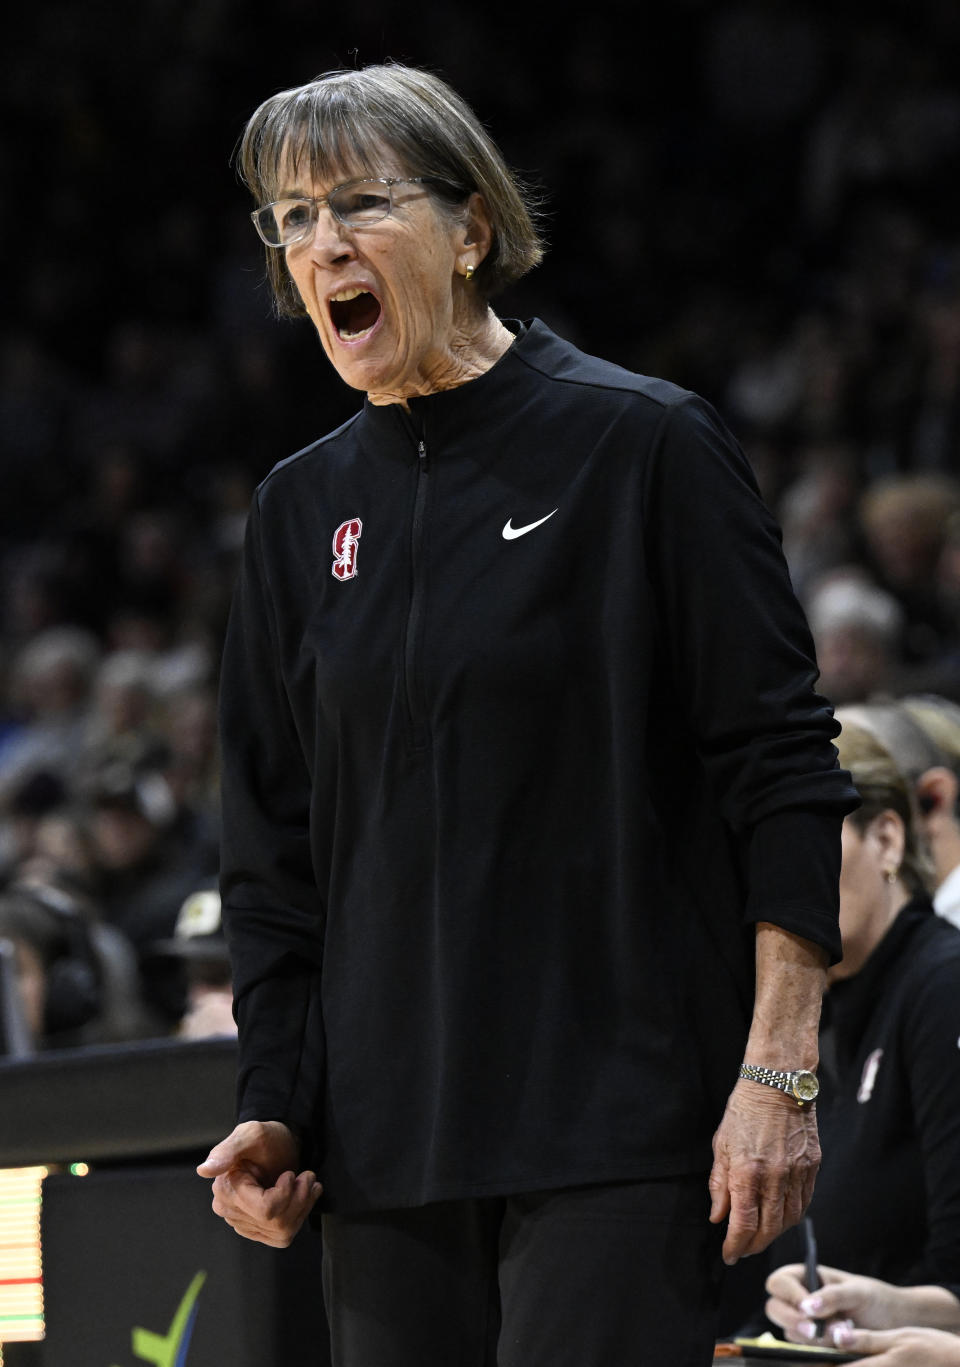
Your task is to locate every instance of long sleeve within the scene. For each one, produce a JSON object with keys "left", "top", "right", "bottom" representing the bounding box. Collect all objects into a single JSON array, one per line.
[
  {"left": 644, "top": 395, "right": 858, "bottom": 960},
  {"left": 218, "top": 493, "right": 325, "bottom": 1133}
]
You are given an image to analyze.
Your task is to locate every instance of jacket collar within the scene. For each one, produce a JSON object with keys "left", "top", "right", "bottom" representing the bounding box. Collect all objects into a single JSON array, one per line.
[{"left": 357, "top": 319, "right": 560, "bottom": 449}]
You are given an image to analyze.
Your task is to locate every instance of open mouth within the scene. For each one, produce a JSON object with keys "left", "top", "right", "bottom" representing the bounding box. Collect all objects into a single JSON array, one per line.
[{"left": 329, "top": 288, "right": 382, "bottom": 341}]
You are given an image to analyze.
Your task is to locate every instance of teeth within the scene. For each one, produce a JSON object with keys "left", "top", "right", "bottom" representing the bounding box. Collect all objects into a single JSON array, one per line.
[
  {"left": 339, "top": 326, "right": 375, "bottom": 340},
  {"left": 330, "top": 287, "right": 368, "bottom": 303}
]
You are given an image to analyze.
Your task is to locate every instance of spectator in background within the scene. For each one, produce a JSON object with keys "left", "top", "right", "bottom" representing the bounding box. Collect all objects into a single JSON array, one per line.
[
  {"left": 753, "top": 721, "right": 960, "bottom": 1342},
  {"left": 146, "top": 884, "right": 236, "bottom": 1041},
  {"left": 156, "top": 684, "right": 220, "bottom": 839},
  {"left": 833, "top": 695, "right": 960, "bottom": 931},
  {"left": 924, "top": 512, "right": 960, "bottom": 700},
  {"left": 84, "top": 757, "right": 218, "bottom": 1027},
  {"left": 833, "top": 699, "right": 945, "bottom": 806},
  {"left": 857, "top": 474, "right": 960, "bottom": 675},
  {"left": 10, "top": 800, "right": 100, "bottom": 903},
  {"left": 0, "top": 627, "right": 100, "bottom": 805},
  {"left": 0, "top": 888, "right": 61, "bottom": 1051},
  {"left": 776, "top": 443, "right": 859, "bottom": 603},
  {"left": 0, "top": 881, "right": 152, "bottom": 1051},
  {"left": 799, "top": 22, "right": 960, "bottom": 237},
  {"left": 805, "top": 571, "right": 904, "bottom": 705},
  {"left": 81, "top": 648, "right": 168, "bottom": 775},
  {"left": 900, "top": 694, "right": 960, "bottom": 930},
  {"left": 0, "top": 770, "right": 71, "bottom": 884}
]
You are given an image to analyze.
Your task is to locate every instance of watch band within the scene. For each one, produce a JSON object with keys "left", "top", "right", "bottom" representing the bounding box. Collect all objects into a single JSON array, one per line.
[{"left": 738, "top": 1063, "right": 819, "bottom": 1106}]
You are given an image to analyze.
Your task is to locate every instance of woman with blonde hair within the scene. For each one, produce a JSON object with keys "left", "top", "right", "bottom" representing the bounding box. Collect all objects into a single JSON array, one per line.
[{"left": 763, "top": 720, "right": 960, "bottom": 1354}]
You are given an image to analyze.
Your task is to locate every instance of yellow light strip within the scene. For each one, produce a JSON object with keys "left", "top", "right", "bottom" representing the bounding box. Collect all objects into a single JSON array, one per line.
[{"left": 0, "top": 1168, "right": 46, "bottom": 1343}]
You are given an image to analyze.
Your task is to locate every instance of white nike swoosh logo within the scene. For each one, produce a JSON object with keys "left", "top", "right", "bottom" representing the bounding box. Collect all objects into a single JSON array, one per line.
[{"left": 502, "top": 509, "right": 558, "bottom": 540}]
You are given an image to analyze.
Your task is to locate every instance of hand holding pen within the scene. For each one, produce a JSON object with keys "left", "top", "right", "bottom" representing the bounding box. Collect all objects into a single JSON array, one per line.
[
  {"left": 768, "top": 1261, "right": 960, "bottom": 1351},
  {"left": 803, "top": 1217, "right": 826, "bottom": 1339},
  {"left": 765, "top": 1257, "right": 903, "bottom": 1347}
]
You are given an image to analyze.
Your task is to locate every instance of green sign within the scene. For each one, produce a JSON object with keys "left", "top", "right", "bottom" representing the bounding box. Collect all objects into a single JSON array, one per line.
[{"left": 110, "top": 1271, "right": 206, "bottom": 1367}]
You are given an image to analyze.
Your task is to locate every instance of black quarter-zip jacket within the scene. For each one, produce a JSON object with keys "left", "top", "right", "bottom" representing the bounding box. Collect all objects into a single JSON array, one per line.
[{"left": 218, "top": 319, "right": 860, "bottom": 1212}]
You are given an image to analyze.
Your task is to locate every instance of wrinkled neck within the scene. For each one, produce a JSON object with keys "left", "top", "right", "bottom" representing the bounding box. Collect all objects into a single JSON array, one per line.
[{"left": 366, "top": 307, "right": 515, "bottom": 407}]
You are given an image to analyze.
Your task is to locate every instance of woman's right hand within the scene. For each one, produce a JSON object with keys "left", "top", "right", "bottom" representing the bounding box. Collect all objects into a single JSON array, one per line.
[
  {"left": 196, "top": 1119, "right": 323, "bottom": 1247},
  {"left": 765, "top": 1264, "right": 910, "bottom": 1344}
]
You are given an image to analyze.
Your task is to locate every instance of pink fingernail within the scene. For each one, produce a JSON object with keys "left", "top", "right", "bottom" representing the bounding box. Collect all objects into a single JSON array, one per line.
[
  {"left": 796, "top": 1320, "right": 817, "bottom": 1340},
  {"left": 800, "top": 1296, "right": 823, "bottom": 1315}
]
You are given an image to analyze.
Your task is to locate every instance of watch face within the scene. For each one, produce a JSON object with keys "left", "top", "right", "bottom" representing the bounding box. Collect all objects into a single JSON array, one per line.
[{"left": 792, "top": 1070, "right": 820, "bottom": 1103}]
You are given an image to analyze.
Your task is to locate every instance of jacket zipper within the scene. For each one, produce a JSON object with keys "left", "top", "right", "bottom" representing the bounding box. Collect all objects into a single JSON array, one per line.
[{"left": 403, "top": 434, "right": 429, "bottom": 743}]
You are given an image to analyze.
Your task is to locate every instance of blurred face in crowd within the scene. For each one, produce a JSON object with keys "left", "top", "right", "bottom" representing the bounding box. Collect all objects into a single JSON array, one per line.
[
  {"left": 97, "top": 678, "right": 152, "bottom": 735},
  {"left": 16, "top": 812, "right": 97, "bottom": 891},
  {"left": 165, "top": 689, "right": 216, "bottom": 766},
  {"left": 19, "top": 660, "right": 89, "bottom": 719},
  {"left": 815, "top": 624, "right": 893, "bottom": 706},
  {"left": 279, "top": 151, "right": 489, "bottom": 404},
  {"left": 91, "top": 804, "right": 158, "bottom": 870}
]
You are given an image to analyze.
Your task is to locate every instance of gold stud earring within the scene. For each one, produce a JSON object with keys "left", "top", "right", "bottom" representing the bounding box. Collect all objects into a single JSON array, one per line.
[
  {"left": 464, "top": 264, "right": 475, "bottom": 282},
  {"left": 885, "top": 868, "right": 898, "bottom": 884}
]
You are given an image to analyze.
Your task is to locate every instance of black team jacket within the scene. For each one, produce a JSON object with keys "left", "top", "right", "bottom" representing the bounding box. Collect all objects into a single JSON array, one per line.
[{"left": 218, "top": 319, "right": 860, "bottom": 1212}]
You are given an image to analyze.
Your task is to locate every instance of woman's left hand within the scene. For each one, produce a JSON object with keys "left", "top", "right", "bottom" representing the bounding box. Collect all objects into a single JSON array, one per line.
[
  {"left": 708, "top": 1079, "right": 820, "bottom": 1265},
  {"left": 832, "top": 1325, "right": 960, "bottom": 1364},
  {"left": 198, "top": 1120, "right": 322, "bottom": 1247}
]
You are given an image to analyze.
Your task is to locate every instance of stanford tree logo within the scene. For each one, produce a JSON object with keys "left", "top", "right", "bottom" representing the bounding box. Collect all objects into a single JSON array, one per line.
[{"left": 332, "top": 518, "right": 363, "bottom": 581}]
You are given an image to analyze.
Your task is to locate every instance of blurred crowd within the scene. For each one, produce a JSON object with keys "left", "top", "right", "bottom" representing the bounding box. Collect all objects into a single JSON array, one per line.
[{"left": 3, "top": 0, "right": 960, "bottom": 1050}]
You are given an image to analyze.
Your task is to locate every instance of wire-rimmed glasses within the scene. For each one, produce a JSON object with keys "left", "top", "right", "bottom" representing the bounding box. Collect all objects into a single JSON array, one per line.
[{"left": 251, "top": 177, "right": 460, "bottom": 247}]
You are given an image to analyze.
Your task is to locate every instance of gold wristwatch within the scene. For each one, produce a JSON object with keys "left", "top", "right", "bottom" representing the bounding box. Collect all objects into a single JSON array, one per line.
[{"left": 738, "top": 1063, "right": 820, "bottom": 1107}]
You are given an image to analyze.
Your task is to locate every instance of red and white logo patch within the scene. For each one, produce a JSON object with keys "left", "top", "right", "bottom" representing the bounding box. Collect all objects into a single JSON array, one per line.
[{"left": 331, "top": 518, "right": 363, "bottom": 581}]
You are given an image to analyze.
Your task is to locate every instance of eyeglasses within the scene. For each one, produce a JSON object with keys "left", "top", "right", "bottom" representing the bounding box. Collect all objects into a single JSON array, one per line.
[{"left": 251, "top": 177, "right": 460, "bottom": 247}]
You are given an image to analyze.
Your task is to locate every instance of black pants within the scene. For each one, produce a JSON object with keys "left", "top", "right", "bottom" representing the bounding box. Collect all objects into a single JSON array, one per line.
[{"left": 321, "top": 1176, "right": 723, "bottom": 1366}]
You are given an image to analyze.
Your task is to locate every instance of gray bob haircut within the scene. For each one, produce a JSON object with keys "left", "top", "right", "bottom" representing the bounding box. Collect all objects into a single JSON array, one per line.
[{"left": 237, "top": 63, "right": 546, "bottom": 317}]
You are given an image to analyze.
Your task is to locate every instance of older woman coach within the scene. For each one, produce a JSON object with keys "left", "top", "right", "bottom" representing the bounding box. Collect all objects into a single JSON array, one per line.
[{"left": 197, "top": 62, "right": 859, "bottom": 1367}]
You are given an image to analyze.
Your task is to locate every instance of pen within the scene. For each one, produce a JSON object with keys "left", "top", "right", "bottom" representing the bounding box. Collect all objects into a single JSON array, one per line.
[{"left": 803, "top": 1216, "right": 825, "bottom": 1339}]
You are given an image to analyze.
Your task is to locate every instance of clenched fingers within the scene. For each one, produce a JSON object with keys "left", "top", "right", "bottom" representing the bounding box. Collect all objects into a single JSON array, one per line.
[{"left": 211, "top": 1167, "right": 322, "bottom": 1247}]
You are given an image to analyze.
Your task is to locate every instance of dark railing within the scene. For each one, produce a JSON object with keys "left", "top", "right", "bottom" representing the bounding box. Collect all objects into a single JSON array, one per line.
[{"left": 0, "top": 1036, "right": 238, "bottom": 1168}]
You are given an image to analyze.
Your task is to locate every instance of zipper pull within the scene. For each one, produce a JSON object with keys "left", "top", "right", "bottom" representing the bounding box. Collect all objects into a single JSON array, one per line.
[{"left": 418, "top": 438, "right": 428, "bottom": 470}]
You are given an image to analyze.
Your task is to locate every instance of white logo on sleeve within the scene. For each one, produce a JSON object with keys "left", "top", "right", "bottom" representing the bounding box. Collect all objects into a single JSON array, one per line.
[
  {"left": 857, "top": 1048, "right": 884, "bottom": 1103},
  {"left": 502, "top": 509, "right": 558, "bottom": 540}
]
